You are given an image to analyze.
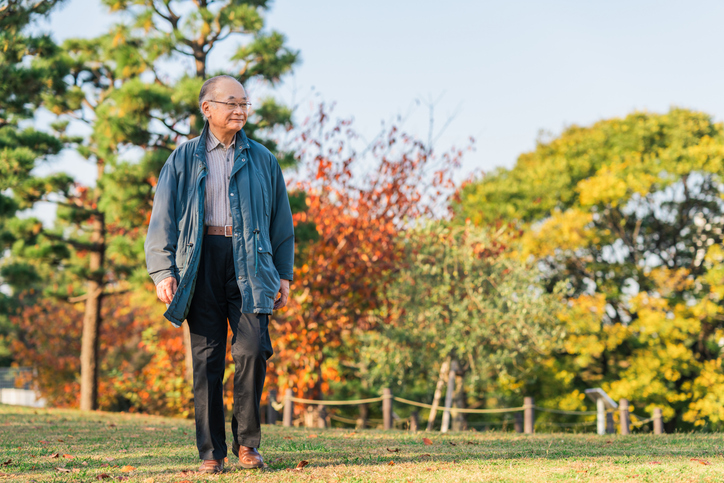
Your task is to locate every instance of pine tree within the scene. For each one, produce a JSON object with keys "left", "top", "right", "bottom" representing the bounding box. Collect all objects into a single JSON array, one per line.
[
  {"left": 6, "top": 0, "right": 299, "bottom": 410},
  {"left": 0, "top": 0, "right": 70, "bottom": 365}
]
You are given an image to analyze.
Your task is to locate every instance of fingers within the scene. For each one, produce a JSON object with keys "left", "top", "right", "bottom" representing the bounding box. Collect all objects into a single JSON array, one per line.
[{"left": 156, "top": 277, "right": 177, "bottom": 305}]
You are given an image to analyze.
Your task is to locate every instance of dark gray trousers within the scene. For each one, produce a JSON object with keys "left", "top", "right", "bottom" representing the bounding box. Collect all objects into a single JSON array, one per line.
[{"left": 186, "top": 234, "right": 274, "bottom": 460}]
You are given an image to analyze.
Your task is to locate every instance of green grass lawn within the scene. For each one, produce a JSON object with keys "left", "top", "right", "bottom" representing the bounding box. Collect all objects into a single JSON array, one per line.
[{"left": 0, "top": 403, "right": 722, "bottom": 482}]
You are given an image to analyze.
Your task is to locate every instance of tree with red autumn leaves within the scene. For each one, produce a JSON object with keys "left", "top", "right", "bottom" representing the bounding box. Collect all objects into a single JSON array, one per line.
[{"left": 266, "top": 105, "right": 470, "bottom": 403}]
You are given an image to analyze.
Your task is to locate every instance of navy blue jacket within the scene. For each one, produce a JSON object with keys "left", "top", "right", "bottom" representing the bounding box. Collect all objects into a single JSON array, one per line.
[{"left": 144, "top": 121, "right": 294, "bottom": 326}]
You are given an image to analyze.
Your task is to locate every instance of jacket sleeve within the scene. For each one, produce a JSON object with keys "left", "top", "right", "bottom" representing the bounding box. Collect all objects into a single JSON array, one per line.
[
  {"left": 269, "top": 156, "right": 295, "bottom": 281},
  {"left": 145, "top": 153, "right": 180, "bottom": 285}
]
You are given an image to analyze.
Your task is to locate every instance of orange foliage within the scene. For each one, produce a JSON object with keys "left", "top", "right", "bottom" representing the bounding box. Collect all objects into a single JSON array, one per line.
[{"left": 268, "top": 105, "right": 468, "bottom": 401}]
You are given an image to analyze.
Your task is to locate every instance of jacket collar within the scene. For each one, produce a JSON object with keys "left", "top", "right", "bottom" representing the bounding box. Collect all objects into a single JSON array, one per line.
[{"left": 194, "top": 121, "right": 250, "bottom": 162}]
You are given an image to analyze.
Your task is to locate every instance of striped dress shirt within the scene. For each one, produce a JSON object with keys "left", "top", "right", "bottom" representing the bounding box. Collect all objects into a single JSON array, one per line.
[{"left": 204, "top": 129, "right": 235, "bottom": 227}]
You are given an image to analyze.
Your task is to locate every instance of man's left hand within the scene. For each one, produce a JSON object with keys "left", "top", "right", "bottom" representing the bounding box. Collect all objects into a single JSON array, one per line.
[{"left": 274, "top": 279, "right": 290, "bottom": 310}]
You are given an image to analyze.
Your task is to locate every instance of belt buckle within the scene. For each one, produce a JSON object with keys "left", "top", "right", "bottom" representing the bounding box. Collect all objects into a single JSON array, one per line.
[{"left": 224, "top": 225, "right": 233, "bottom": 237}]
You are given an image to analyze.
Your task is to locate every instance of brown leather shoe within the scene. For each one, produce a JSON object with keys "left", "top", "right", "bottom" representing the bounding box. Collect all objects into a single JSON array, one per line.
[
  {"left": 198, "top": 458, "right": 224, "bottom": 473},
  {"left": 235, "top": 444, "right": 264, "bottom": 469}
]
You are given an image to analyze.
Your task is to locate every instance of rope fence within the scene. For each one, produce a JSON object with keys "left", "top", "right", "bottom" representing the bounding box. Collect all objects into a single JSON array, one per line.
[{"left": 266, "top": 388, "right": 666, "bottom": 435}]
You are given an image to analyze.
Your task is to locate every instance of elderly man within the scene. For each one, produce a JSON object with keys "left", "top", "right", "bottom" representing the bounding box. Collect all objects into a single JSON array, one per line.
[{"left": 144, "top": 75, "right": 294, "bottom": 473}]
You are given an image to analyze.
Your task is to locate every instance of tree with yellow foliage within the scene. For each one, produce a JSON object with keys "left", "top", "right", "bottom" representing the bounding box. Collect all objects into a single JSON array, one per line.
[{"left": 457, "top": 108, "right": 724, "bottom": 430}]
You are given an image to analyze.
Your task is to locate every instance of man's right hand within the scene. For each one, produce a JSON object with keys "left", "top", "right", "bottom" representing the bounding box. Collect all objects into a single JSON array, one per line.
[{"left": 156, "top": 276, "right": 178, "bottom": 304}]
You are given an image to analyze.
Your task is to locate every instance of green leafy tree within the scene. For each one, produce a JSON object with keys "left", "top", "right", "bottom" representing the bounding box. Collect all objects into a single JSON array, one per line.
[
  {"left": 456, "top": 109, "right": 724, "bottom": 429},
  {"left": 356, "top": 222, "right": 565, "bottom": 429}
]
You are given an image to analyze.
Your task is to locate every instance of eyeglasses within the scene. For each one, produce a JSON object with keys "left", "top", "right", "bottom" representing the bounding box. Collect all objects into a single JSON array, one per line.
[{"left": 208, "top": 100, "right": 252, "bottom": 112}]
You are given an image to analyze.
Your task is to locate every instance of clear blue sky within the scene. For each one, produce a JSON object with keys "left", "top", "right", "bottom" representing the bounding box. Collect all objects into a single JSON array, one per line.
[{"left": 35, "top": 0, "right": 724, "bottom": 187}]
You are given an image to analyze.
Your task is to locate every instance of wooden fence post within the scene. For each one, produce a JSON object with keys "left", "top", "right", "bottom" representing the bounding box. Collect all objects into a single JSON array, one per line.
[
  {"left": 267, "top": 388, "right": 278, "bottom": 425},
  {"left": 596, "top": 398, "right": 605, "bottom": 435},
  {"left": 524, "top": 397, "right": 534, "bottom": 434},
  {"left": 653, "top": 407, "right": 664, "bottom": 435},
  {"left": 619, "top": 398, "right": 630, "bottom": 435},
  {"left": 283, "top": 388, "right": 293, "bottom": 427},
  {"left": 514, "top": 412, "right": 523, "bottom": 433},
  {"left": 410, "top": 411, "right": 419, "bottom": 432},
  {"left": 382, "top": 388, "right": 393, "bottom": 430},
  {"left": 356, "top": 403, "right": 368, "bottom": 429},
  {"left": 317, "top": 405, "right": 328, "bottom": 428}
]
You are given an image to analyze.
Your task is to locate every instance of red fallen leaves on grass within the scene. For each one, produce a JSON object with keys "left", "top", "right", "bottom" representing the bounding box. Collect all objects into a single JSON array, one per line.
[
  {"left": 691, "top": 458, "right": 711, "bottom": 465},
  {"left": 55, "top": 467, "right": 72, "bottom": 473},
  {"left": 286, "top": 460, "right": 310, "bottom": 472},
  {"left": 422, "top": 438, "right": 433, "bottom": 445},
  {"left": 62, "top": 454, "right": 74, "bottom": 459},
  {"left": 344, "top": 432, "right": 357, "bottom": 437},
  {"left": 96, "top": 474, "right": 111, "bottom": 480},
  {"left": 283, "top": 436, "right": 292, "bottom": 440},
  {"left": 419, "top": 454, "right": 431, "bottom": 458},
  {"left": 1, "top": 460, "right": 10, "bottom": 466},
  {"left": 449, "top": 442, "right": 457, "bottom": 446},
  {"left": 386, "top": 448, "right": 400, "bottom": 453},
  {"left": 120, "top": 465, "right": 136, "bottom": 472},
  {"left": 649, "top": 461, "right": 661, "bottom": 465},
  {"left": 39, "top": 440, "right": 50, "bottom": 444},
  {"left": 104, "top": 457, "right": 115, "bottom": 462},
  {"left": 388, "top": 461, "right": 395, "bottom": 466},
  {"left": 307, "top": 434, "right": 318, "bottom": 438},
  {"left": 49, "top": 453, "right": 59, "bottom": 458},
  {"left": 466, "top": 441, "right": 479, "bottom": 445}
]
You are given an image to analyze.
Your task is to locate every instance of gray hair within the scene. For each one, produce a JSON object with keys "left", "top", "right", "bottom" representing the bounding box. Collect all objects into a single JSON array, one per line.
[{"left": 198, "top": 75, "right": 242, "bottom": 119}]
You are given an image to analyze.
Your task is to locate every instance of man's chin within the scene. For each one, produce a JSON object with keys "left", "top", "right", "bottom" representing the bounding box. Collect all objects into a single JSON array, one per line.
[{"left": 228, "top": 121, "right": 246, "bottom": 129}]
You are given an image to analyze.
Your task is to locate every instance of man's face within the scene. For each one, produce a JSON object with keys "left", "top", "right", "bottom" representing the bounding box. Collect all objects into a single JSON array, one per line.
[{"left": 202, "top": 78, "right": 248, "bottom": 132}]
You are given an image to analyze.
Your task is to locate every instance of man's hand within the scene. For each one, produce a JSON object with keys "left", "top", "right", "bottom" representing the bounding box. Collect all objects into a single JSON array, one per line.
[
  {"left": 274, "top": 279, "right": 290, "bottom": 310},
  {"left": 156, "top": 276, "right": 178, "bottom": 304}
]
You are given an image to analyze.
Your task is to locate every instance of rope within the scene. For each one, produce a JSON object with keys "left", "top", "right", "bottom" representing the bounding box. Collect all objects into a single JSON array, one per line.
[
  {"left": 533, "top": 406, "right": 598, "bottom": 416},
  {"left": 329, "top": 414, "right": 358, "bottom": 425},
  {"left": 289, "top": 396, "right": 385, "bottom": 406},
  {"left": 392, "top": 397, "right": 524, "bottom": 413}
]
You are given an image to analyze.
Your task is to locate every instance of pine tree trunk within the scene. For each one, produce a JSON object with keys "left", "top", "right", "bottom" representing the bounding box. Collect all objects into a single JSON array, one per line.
[{"left": 79, "top": 208, "right": 105, "bottom": 411}]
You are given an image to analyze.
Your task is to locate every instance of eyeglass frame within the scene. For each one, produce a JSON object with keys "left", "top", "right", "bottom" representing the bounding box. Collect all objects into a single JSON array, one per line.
[{"left": 207, "top": 100, "right": 252, "bottom": 111}]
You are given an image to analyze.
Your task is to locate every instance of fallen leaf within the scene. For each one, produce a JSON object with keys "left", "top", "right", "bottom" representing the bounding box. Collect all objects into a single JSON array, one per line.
[
  {"left": 143, "top": 427, "right": 157, "bottom": 431},
  {"left": 57, "top": 439, "right": 64, "bottom": 442},
  {"left": 283, "top": 436, "right": 292, "bottom": 440},
  {"left": 1, "top": 461, "right": 9, "bottom": 467},
  {"left": 449, "top": 442, "right": 457, "bottom": 446},
  {"left": 96, "top": 475, "right": 111, "bottom": 480},
  {"left": 49, "top": 452, "right": 60, "bottom": 458},
  {"left": 120, "top": 465, "right": 136, "bottom": 472},
  {"left": 426, "top": 467, "right": 436, "bottom": 471},
  {"left": 344, "top": 432, "right": 357, "bottom": 437},
  {"left": 182, "top": 431, "right": 187, "bottom": 435},
  {"left": 419, "top": 454, "right": 431, "bottom": 458},
  {"left": 224, "top": 457, "right": 228, "bottom": 463},
  {"left": 104, "top": 457, "right": 115, "bottom": 462},
  {"left": 63, "top": 454, "right": 74, "bottom": 460},
  {"left": 649, "top": 461, "right": 661, "bottom": 465},
  {"left": 386, "top": 448, "right": 400, "bottom": 453},
  {"left": 307, "top": 434, "right": 318, "bottom": 438},
  {"left": 388, "top": 460, "right": 395, "bottom": 466},
  {"left": 691, "top": 458, "right": 711, "bottom": 465},
  {"left": 82, "top": 461, "right": 88, "bottom": 466},
  {"left": 108, "top": 424, "right": 116, "bottom": 428},
  {"left": 178, "top": 470, "right": 194, "bottom": 476},
  {"left": 39, "top": 440, "right": 51, "bottom": 445},
  {"left": 466, "top": 441, "right": 479, "bottom": 445},
  {"left": 142, "top": 478, "right": 154, "bottom": 483},
  {"left": 55, "top": 467, "right": 72, "bottom": 473},
  {"left": 292, "top": 460, "right": 309, "bottom": 471},
  {"left": 423, "top": 438, "right": 433, "bottom": 445},
  {"left": 100, "top": 463, "right": 109, "bottom": 468}
]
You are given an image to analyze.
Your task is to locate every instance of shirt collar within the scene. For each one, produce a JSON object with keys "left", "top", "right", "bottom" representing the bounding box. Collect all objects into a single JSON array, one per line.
[{"left": 205, "top": 129, "right": 237, "bottom": 152}]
